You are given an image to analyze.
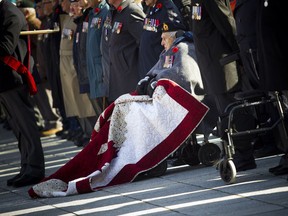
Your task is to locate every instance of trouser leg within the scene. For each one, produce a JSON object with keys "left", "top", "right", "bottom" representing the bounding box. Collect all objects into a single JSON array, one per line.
[{"left": 0, "top": 87, "right": 45, "bottom": 177}]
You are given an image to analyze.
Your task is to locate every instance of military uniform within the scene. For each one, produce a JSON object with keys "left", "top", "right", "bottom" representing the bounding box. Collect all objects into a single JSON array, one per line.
[
  {"left": 191, "top": 0, "right": 240, "bottom": 97},
  {"left": 257, "top": 0, "right": 288, "bottom": 91},
  {"left": 45, "top": 5, "right": 66, "bottom": 113},
  {"left": 138, "top": 0, "right": 184, "bottom": 78},
  {"left": 59, "top": 14, "right": 96, "bottom": 118},
  {"left": 234, "top": 0, "right": 259, "bottom": 89},
  {"left": 0, "top": 0, "right": 45, "bottom": 187},
  {"left": 87, "top": 1, "right": 109, "bottom": 99},
  {"left": 104, "top": 0, "right": 145, "bottom": 102},
  {"left": 191, "top": 0, "right": 258, "bottom": 171},
  {"left": 73, "top": 8, "right": 92, "bottom": 94}
]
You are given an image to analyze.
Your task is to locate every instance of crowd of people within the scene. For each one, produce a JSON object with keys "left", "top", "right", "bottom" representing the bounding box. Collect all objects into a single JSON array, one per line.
[{"left": 1, "top": 0, "right": 288, "bottom": 191}]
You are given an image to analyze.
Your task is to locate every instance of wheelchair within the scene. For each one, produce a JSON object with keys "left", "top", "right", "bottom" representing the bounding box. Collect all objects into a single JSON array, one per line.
[
  {"left": 146, "top": 128, "right": 222, "bottom": 178},
  {"left": 217, "top": 90, "right": 288, "bottom": 184}
]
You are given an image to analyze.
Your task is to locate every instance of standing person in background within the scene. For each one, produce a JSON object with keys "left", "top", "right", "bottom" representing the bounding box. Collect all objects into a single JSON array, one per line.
[
  {"left": 233, "top": 0, "right": 281, "bottom": 159},
  {"left": 100, "top": 0, "right": 111, "bottom": 104},
  {"left": 17, "top": 0, "right": 63, "bottom": 136},
  {"left": 17, "top": 0, "right": 45, "bottom": 132},
  {"left": 71, "top": 0, "right": 100, "bottom": 147},
  {"left": 105, "top": 0, "right": 145, "bottom": 103},
  {"left": 190, "top": 0, "right": 257, "bottom": 171},
  {"left": 0, "top": 0, "right": 45, "bottom": 187},
  {"left": 87, "top": 0, "right": 109, "bottom": 110},
  {"left": 34, "top": 0, "right": 63, "bottom": 136},
  {"left": 138, "top": 0, "right": 185, "bottom": 79},
  {"left": 42, "top": 0, "right": 72, "bottom": 137},
  {"left": 59, "top": 0, "right": 97, "bottom": 145},
  {"left": 256, "top": 0, "right": 288, "bottom": 177}
]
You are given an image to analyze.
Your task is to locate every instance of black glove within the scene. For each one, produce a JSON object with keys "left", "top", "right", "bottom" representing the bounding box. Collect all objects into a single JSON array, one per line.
[
  {"left": 147, "top": 79, "right": 157, "bottom": 97},
  {"left": 136, "top": 75, "right": 156, "bottom": 95}
]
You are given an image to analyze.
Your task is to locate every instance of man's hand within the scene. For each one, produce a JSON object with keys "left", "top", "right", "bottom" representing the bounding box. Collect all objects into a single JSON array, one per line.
[{"left": 135, "top": 75, "right": 156, "bottom": 95}]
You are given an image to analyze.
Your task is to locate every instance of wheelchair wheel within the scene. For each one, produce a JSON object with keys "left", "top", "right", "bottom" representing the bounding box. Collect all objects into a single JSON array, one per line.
[
  {"left": 198, "top": 142, "right": 221, "bottom": 166},
  {"left": 219, "top": 159, "right": 237, "bottom": 184},
  {"left": 146, "top": 160, "right": 168, "bottom": 177},
  {"left": 180, "top": 143, "right": 201, "bottom": 166}
]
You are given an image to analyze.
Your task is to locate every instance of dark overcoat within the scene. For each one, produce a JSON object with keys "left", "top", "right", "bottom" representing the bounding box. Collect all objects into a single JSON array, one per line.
[
  {"left": 87, "top": 1, "right": 109, "bottom": 99},
  {"left": 234, "top": 0, "right": 259, "bottom": 89},
  {"left": 0, "top": 0, "right": 28, "bottom": 92},
  {"left": 107, "top": 0, "right": 145, "bottom": 102},
  {"left": 45, "top": 6, "right": 65, "bottom": 109},
  {"left": 73, "top": 8, "right": 92, "bottom": 94},
  {"left": 257, "top": 0, "right": 288, "bottom": 91},
  {"left": 190, "top": 0, "right": 240, "bottom": 94}
]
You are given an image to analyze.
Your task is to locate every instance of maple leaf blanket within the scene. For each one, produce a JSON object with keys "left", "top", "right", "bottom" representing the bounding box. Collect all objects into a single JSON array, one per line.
[{"left": 28, "top": 79, "right": 208, "bottom": 198}]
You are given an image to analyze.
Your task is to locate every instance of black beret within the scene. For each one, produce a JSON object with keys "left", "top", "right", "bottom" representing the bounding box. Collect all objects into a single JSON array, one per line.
[{"left": 160, "top": 20, "right": 186, "bottom": 32}]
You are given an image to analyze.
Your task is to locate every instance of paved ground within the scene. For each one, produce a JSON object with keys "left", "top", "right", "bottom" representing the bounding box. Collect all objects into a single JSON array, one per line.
[{"left": 0, "top": 123, "right": 288, "bottom": 216}]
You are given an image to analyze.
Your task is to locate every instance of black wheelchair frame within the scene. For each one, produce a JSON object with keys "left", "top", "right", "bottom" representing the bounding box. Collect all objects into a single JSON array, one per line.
[{"left": 218, "top": 90, "right": 288, "bottom": 183}]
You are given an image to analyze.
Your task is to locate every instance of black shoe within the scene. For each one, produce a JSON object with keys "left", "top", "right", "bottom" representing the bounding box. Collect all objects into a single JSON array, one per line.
[
  {"left": 12, "top": 174, "right": 44, "bottom": 188},
  {"left": 233, "top": 155, "right": 257, "bottom": 172},
  {"left": 65, "top": 129, "right": 83, "bottom": 141},
  {"left": 269, "top": 165, "right": 288, "bottom": 176},
  {"left": 254, "top": 146, "right": 281, "bottom": 158},
  {"left": 235, "top": 161, "right": 257, "bottom": 172},
  {"left": 55, "top": 129, "right": 67, "bottom": 137},
  {"left": 69, "top": 130, "right": 84, "bottom": 142},
  {"left": 146, "top": 160, "right": 168, "bottom": 177},
  {"left": 7, "top": 173, "right": 23, "bottom": 186},
  {"left": 74, "top": 136, "right": 90, "bottom": 147},
  {"left": 60, "top": 129, "right": 70, "bottom": 139},
  {"left": 269, "top": 154, "right": 288, "bottom": 175},
  {"left": 269, "top": 165, "right": 282, "bottom": 173}
]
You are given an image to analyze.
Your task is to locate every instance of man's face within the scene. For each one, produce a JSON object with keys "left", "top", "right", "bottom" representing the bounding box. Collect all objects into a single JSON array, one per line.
[
  {"left": 36, "top": 2, "right": 45, "bottom": 17},
  {"left": 61, "top": 0, "right": 71, "bottom": 13},
  {"left": 144, "top": 0, "right": 157, "bottom": 7},
  {"left": 79, "top": 0, "right": 89, "bottom": 8},
  {"left": 161, "top": 32, "right": 175, "bottom": 51},
  {"left": 70, "top": 1, "right": 82, "bottom": 17},
  {"left": 42, "top": 0, "right": 53, "bottom": 15},
  {"left": 107, "top": 0, "right": 121, "bottom": 8}
]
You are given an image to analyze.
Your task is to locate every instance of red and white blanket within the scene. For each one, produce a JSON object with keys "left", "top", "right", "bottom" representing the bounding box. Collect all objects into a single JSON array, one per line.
[{"left": 28, "top": 79, "right": 208, "bottom": 198}]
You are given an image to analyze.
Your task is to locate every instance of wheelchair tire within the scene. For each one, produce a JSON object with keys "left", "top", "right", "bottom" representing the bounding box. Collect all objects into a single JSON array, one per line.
[
  {"left": 198, "top": 142, "right": 221, "bottom": 166},
  {"left": 180, "top": 143, "right": 201, "bottom": 166},
  {"left": 146, "top": 160, "right": 168, "bottom": 177},
  {"left": 219, "top": 159, "right": 237, "bottom": 184}
]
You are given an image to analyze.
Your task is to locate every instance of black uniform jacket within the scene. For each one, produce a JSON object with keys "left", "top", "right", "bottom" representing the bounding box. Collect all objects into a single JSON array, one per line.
[
  {"left": 191, "top": 0, "right": 240, "bottom": 94},
  {"left": 0, "top": 0, "right": 28, "bottom": 93}
]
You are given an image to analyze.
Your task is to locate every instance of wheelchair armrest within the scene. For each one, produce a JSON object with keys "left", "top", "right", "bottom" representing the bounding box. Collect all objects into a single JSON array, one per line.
[{"left": 234, "top": 90, "right": 269, "bottom": 101}]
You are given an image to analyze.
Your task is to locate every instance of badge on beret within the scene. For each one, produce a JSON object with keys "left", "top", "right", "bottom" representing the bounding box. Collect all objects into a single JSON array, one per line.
[{"left": 163, "top": 23, "right": 169, "bottom": 31}]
